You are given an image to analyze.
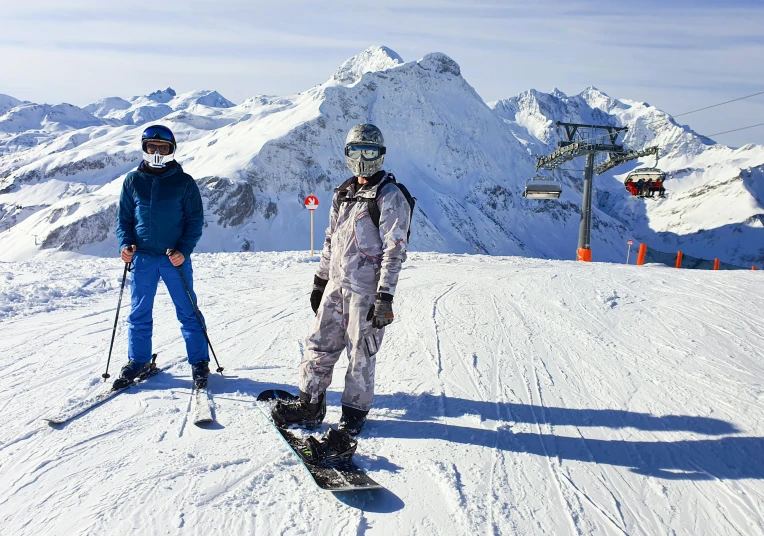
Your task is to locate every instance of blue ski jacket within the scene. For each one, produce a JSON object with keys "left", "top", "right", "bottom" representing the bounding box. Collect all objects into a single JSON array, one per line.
[{"left": 116, "top": 161, "right": 204, "bottom": 258}]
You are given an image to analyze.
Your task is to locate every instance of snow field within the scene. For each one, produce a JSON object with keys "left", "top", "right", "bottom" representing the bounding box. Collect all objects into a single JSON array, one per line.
[{"left": 0, "top": 252, "right": 762, "bottom": 535}]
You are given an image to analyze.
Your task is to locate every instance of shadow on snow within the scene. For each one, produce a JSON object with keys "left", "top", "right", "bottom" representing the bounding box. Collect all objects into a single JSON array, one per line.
[
  {"left": 363, "top": 392, "right": 761, "bottom": 481},
  {"left": 131, "top": 376, "right": 758, "bottom": 482},
  {"left": 368, "top": 391, "right": 739, "bottom": 435}
]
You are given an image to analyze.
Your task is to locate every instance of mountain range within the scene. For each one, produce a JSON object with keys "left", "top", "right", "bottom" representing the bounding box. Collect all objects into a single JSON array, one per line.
[{"left": 1, "top": 46, "right": 762, "bottom": 265}]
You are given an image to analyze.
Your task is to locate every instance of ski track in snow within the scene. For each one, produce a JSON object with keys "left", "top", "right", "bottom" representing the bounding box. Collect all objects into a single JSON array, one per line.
[{"left": 0, "top": 252, "right": 763, "bottom": 535}]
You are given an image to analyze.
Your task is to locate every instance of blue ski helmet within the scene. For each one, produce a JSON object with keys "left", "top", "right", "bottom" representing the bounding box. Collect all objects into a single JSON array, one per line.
[{"left": 141, "top": 125, "right": 176, "bottom": 168}]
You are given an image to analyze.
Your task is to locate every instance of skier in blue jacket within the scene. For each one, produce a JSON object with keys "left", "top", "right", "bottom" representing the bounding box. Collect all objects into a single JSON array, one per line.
[{"left": 114, "top": 125, "right": 209, "bottom": 389}]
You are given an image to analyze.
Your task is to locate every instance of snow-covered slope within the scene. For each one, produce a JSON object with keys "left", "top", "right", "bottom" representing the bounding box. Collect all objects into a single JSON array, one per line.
[
  {"left": 1, "top": 46, "right": 762, "bottom": 266},
  {"left": 0, "top": 252, "right": 762, "bottom": 535}
]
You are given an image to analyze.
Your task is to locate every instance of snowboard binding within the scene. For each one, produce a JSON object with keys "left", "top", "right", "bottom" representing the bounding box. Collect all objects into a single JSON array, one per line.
[{"left": 300, "top": 427, "right": 358, "bottom": 466}]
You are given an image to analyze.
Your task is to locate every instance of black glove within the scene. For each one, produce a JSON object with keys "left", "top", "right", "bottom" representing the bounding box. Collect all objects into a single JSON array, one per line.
[
  {"left": 311, "top": 276, "right": 329, "bottom": 315},
  {"left": 366, "top": 293, "right": 394, "bottom": 329}
]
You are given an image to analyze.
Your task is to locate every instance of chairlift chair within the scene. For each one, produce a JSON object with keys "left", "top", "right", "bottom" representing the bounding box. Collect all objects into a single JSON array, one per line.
[
  {"left": 624, "top": 168, "right": 667, "bottom": 198},
  {"left": 522, "top": 175, "right": 562, "bottom": 200}
]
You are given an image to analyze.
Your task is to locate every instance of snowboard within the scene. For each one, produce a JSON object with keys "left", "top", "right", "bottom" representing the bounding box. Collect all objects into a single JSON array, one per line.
[{"left": 256, "top": 389, "right": 383, "bottom": 492}]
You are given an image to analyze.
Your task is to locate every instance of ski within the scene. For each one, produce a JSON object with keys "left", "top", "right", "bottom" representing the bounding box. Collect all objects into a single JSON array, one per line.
[
  {"left": 43, "top": 354, "right": 162, "bottom": 425},
  {"left": 256, "top": 389, "right": 384, "bottom": 492},
  {"left": 192, "top": 385, "right": 214, "bottom": 425}
]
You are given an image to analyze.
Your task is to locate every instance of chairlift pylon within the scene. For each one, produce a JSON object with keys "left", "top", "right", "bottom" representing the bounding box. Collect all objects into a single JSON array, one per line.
[{"left": 522, "top": 175, "right": 562, "bottom": 200}]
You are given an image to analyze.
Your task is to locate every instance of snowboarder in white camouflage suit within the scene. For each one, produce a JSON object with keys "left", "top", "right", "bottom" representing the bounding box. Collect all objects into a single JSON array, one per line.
[{"left": 272, "top": 124, "right": 411, "bottom": 436}]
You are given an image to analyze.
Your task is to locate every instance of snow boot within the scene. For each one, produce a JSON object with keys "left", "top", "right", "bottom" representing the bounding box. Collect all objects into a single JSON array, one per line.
[
  {"left": 113, "top": 360, "right": 153, "bottom": 390},
  {"left": 338, "top": 405, "right": 369, "bottom": 436},
  {"left": 302, "top": 427, "right": 357, "bottom": 465},
  {"left": 272, "top": 391, "right": 326, "bottom": 430},
  {"left": 191, "top": 360, "right": 210, "bottom": 388}
]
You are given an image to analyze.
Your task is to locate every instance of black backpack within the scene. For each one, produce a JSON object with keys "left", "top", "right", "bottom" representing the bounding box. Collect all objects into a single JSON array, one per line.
[{"left": 336, "top": 173, "right": 416, "bottom": 242}]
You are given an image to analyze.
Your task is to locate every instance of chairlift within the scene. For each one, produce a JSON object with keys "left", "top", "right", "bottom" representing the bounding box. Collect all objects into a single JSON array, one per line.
[
  {"left": 624, "top": 168, "right": 667, "bottom": 199},
  {"left": 522, "top": 175, "right": 562, "bottom": 200}
]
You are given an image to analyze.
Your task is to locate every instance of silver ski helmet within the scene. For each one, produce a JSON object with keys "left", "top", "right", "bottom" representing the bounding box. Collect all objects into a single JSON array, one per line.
[
  {"left": 344, "top": 124, "right": 386, "bottom": 177},
  {"left": 141, "top": 124, "right": 176, "bottom": 168}
]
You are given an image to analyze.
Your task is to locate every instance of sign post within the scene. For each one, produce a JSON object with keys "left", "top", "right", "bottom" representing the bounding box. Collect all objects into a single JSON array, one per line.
[
  {"left": 626, "top": 239, "right": 633, "bottom": 264},
  {"left": 304, "top": 194, "right": 319, "bottom": 256}
]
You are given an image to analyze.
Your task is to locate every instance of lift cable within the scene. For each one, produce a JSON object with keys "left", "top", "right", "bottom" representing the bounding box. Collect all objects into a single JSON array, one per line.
[
  {"left": 538, "top": 92, "right": 764, "bottom": 173},
  {"left": 706, "top": 122, "right": 764, "bottom": 137},
  {"left": 673, "top": 91, "right": 764, "bottom": 118},
  {"left": 610, "top": 90, "right": 764, "bottom": 137}
]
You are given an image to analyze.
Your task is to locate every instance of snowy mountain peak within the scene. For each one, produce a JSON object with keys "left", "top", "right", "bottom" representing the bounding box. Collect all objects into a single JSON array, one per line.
[
  {"left": 167, "top": 89, "right": 235, "bottom": 110},
  {"left": 551, "top": 88, "right": 567, "bottom": 99},
  {"left": 0, "top": 94, "right": 25, "bottom": 115},
  {"left": 331, "top": 46, "right": 404, "bottom": 86},
  {"left": 490, "top": 89, "right": 562, "bottom": 122},
  {"left": 190, "top": 90, "right": 235, "bottom": 108},
  {"left": 144, "top": 87, "right": 177, "bottom": 103},
  {"left": 578, "top": 86, "right": 623, "bottom": 113},
  {"left": 418, "top": 52, "right": 461, "bottom": 77},
  {"left": 83, "top": 96, "right": 132, "bottom": 118}
]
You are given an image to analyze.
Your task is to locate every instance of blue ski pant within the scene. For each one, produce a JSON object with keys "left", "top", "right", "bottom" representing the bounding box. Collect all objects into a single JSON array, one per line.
[{"left": 127, "top": 254, "right": 209, "bottom": 364}]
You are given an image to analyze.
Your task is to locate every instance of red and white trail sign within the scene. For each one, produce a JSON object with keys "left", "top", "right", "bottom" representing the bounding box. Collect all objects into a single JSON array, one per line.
[
  {"left": 304, "top": 195, "right": 319, "bottom": 210},
  {"left": 305, "top": 195, "right": 319, "bottom": 256},
  {"left": 627, "top": 239, "right": 633, "bottom": 245}
]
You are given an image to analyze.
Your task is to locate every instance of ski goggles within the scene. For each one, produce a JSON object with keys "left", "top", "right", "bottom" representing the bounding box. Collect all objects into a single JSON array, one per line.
[
  {"left": 345, "top": 144, "right": 386, "bottom": 160},
  {"left": 144, "top": 142, "right": 173, "bottom": 155}
]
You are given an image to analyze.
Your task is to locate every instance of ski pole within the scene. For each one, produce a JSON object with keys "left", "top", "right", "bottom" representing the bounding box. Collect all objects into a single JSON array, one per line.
[
  {"left": 102, "top": 256, "right": 133, "bottom": 381},
  {"left": 168, "top": 250, "right": 224, "bottom": 374}
]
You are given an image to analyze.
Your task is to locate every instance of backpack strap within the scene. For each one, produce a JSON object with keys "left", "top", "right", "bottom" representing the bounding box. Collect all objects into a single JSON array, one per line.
[
  {"left": 338, "top": 174, "right": 412, "bottom": 239},
  {"left": 366, "top": 173, "right": 397, "bottom": 228},
  {"left": 335, "top": 176, "right": 357, "bottom": 205}
]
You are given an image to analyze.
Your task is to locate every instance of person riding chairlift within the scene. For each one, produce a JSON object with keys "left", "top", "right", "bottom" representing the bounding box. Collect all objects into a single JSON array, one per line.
[
  {"left": 625, "top": 178, "right": 639, "bottom": 197},
  {"left": 636, "top": 178, "right": 646, "bottom": 197},
  {"left": 655, "top": 179, "right": 666, "bottom": 198}
]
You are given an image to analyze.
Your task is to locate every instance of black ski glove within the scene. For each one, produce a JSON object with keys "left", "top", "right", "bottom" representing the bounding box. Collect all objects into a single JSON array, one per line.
[
  {"left": 366, "top": 293, "right": 394, "bottom": 329},
  {"left": 311, "top": 276, "right": 329, "bottom": 315}
]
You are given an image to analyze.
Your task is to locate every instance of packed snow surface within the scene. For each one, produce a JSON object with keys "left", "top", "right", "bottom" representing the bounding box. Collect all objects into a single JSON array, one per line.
[{"left": 0, "top": 252, "right": 762, "bottom": 535}]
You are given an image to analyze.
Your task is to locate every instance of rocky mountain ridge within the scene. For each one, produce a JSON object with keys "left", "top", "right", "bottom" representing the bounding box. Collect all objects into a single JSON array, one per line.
[{"left": 0, "top": 46, "right": 762, "bottom": 265}]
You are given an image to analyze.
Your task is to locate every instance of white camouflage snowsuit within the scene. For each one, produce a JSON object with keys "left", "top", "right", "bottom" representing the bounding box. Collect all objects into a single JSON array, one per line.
[{"left": 299, "top": 173, "right": 410, "bottom": 411}]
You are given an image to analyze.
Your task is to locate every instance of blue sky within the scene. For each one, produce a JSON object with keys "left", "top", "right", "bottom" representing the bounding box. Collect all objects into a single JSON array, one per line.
[{"left": 2, "top": 0, "right": 763, "bottom": 147}]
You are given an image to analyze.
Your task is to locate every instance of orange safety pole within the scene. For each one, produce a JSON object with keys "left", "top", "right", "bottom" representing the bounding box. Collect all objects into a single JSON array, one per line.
[
  {"left": 577, "top": 248, "right": 592, "bottom": 262},
  {"left": 675, "top": 250, "right": 683, "bottom": 269},
  {"left": 713, "top": 258, "right": 720, "bottom": 270},
  {"left": 636, "top": 243, "right": 647, "bottom": 266}
]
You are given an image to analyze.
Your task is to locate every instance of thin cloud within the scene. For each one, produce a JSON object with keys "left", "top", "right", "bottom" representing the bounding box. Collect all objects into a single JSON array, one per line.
[{"left": 1, "top": 0, "right": 763, "bottom": 147}]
